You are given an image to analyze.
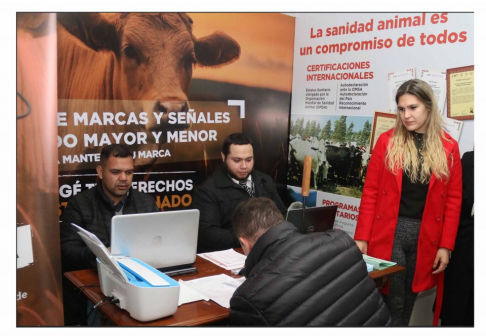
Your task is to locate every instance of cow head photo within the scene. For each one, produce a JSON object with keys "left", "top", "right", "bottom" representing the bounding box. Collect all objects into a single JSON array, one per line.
[{"left": 57, "top": 12, "right": 241, "bottom": 131}]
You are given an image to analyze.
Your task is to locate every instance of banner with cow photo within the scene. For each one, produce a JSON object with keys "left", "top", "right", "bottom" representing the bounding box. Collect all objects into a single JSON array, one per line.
[
  {"left": 57, "top": 13, "right": 295, "bottom": 213},
  {"left": 290, "top": 12, "right": 474, "bottom": 237},
  {"left": 288, "top": 114, "right": 372, "bottom": 237}
]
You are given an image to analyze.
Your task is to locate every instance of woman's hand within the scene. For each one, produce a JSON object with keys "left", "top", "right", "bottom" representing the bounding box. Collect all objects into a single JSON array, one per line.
[
  {"left": 432, "top": 247, "right": 450, "bottom": 274},
  {"left": 355, "top": 240, "right": 368, "bottom": 254}
]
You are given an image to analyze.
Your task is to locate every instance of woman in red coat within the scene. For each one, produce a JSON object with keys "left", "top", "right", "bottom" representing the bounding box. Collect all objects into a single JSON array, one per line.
[{"left": 354, "top": 79, "right": 462, "bottom": 326}]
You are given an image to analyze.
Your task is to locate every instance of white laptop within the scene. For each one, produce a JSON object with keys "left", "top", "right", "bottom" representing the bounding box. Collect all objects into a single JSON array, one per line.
[{"left": 111, "top": 210, "right": 199, "bottom": 271}]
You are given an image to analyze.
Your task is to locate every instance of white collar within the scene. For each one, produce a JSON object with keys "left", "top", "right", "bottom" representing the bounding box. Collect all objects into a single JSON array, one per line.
[{"left": 230, "top": 174, "right": 252, "bottom": 187}]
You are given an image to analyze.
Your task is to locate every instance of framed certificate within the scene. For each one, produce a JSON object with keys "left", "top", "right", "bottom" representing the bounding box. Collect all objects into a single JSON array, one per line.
[
  {"left": 420, "top": 68, "right": 447, "bottom": 116},
  {"left": 447, "top": 65, "right": 474, "bottom": 120},
  {"left": 387, "top": 68, "right": 415, "bottom": 113},
  {"left": 370, "top": 112, "right": 396, "bottom": 153}
]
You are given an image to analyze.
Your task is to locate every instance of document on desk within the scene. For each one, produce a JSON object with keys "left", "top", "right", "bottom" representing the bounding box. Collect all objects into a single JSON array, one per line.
[
  {"left": 181, "top": 274, "right": 245, "bottom": 308},
  {"left": 178, "top": 279, "right": 210, "bottom": 306},
  {"left": 363, "top": 255, "right": 397, "bottom": 270},
  {"left": 197, "top": 249, "right": 246, "bottom": 270}
]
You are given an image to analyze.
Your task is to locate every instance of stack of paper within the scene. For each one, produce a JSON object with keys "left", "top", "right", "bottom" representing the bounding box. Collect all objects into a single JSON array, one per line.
[
  {"left": 72, "top": 223, "right": 129, "bottom": 282},
  {"left": 178, "top": 274, "right": 245, "bottom": 308},
  {"left": 363, "top": 255, "right": 397, "bottom": 270},
  {"left": 198, "top": 249, "right": 246, "bottom": 271}
]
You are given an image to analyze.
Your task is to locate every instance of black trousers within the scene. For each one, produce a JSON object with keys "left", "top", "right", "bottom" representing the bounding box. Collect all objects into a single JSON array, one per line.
[{"left": 441, "top": 223, "right": 474, "bottom": 326}]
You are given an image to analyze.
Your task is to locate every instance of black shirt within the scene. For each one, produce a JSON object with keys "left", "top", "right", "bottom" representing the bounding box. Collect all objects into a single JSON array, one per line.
[{"left": 398, "top": 132, "right": 429, "bottom": 219}]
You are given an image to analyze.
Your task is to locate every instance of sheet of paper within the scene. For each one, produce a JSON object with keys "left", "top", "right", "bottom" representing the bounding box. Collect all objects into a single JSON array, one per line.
[
  {"left": 198, "top": 249, "right": 246, "bottom": 270},
  {"left": 185, "top": 274, "right": 246, "bottom": 308},
  {"left": 177, "top": 279, "right": 210, "bottom": 306},
  {"left": 420, "top": 68, "right": 447, "bottom": 115},
  {"left": 388, "top": 68, "right": 415, "bottom": 113},
  {"left": 442, "top": 117, "right": 463, "bottom": 142},
  {"left": 17, "top": 225, "right": 34, "bottom": 269},
  {"left": 71, "top": 223, "right": 103, "bottom": 244},
  {"left": 76, "top": 229, "right": 129, "bottom": 282}
]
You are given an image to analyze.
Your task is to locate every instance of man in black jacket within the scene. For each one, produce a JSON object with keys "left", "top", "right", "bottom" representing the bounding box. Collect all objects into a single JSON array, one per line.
[
  {"left": 441, "top": 150, "right": 474, "bottom": 326},
  {"left": 229, "top": 198, "right": 391, "bottom": 326},
  {"left": 192, "top": 133, "right": 286, "bottom": 253},
  {"left": 60, "top": 144, "right": 158, "bottom": 324}
]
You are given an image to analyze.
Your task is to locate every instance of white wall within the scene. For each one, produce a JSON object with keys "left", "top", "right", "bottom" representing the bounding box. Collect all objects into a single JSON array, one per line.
[
  {"left": 291, "top": 12, "right": 474, "bottom": 153},
  {"left": 289, "top": 12, "right": 474, "bottom": 237}
]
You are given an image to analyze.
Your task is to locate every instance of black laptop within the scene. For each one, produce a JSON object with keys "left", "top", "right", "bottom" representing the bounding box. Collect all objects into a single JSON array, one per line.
[{"left": 286, "top": 205, "right": 338, "bottom": 234}]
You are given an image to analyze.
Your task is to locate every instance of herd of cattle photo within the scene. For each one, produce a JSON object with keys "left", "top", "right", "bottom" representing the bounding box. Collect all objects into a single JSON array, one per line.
[{"left": 287, "top": 115, "right": 373, "bottom": 198}]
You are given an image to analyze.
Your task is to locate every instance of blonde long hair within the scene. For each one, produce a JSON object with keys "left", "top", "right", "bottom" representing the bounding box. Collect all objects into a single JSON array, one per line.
[{"left": 386, "top": 79, "right": 450, "bottom": 183}]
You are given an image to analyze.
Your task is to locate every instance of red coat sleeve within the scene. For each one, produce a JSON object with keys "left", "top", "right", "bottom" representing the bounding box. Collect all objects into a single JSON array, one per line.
[{"left": 354, "top": 132, "right": 388, "bottom": 241}]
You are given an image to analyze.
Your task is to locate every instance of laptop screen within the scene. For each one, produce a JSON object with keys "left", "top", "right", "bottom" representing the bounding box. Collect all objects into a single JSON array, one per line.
[
  {"left": 111, "top": 209, "right": 199, "bottom": 270},
  {"left": 286, "top": 205, "right": 338, "bottom": 234}
]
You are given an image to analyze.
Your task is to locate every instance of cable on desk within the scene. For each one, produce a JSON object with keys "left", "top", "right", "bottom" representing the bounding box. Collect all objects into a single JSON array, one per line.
[
  {"left": 72, "top": 282, "right": 101, "bottom": 302},
  {"left": 94, "top": 298, "right": 120, "bottom": 309},
  {"left": 87, "top": 296, "right": 119, "bottom": 320}
]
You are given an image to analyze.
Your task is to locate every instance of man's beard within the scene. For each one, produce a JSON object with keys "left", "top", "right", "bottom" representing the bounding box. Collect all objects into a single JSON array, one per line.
[{"left": 223, "top": 161, "right": 252, "bottom": 181}]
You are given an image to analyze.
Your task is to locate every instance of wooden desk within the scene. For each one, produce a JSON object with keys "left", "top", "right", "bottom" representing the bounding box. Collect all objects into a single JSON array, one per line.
[
  {"left": 64, "top": 252, "right": 405, "bottom": 326},
  {"left": 369, "top": 265, "right": 405, "bottom": 289},
  {"left": 64, "top": 255, "right": 236, "bottom": 326}
]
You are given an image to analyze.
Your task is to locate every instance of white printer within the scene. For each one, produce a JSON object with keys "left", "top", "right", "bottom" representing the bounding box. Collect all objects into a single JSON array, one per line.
[{"left": 76, "top": 227, "right": 180, "bottom": 322}]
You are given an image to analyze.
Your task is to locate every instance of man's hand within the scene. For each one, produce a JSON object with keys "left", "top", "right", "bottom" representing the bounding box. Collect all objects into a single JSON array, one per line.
[
  {"left": 432, "top": 247, "right": 450, "bottom": 274},
  {"left": 355, "top": 240, "right": 368, "bottom": 254}
]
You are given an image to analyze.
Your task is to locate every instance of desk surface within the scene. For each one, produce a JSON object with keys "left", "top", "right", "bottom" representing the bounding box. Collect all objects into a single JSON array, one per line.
[
  {"left": 64, "top": 250, "right": 405, "bottom": 326},
  {"left": 65, "top": 255, "right": 235, "bottom": 326}
]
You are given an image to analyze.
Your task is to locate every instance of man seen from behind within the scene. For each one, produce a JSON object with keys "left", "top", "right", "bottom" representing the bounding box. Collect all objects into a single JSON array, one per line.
[{"left": 229, "top": 197, "right": 391, "bottom": 326}]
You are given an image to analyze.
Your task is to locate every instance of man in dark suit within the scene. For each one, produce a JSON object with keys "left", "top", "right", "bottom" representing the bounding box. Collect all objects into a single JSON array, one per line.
[{"left": 192, "top": 133, "right": 286, "bottom": 253}]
